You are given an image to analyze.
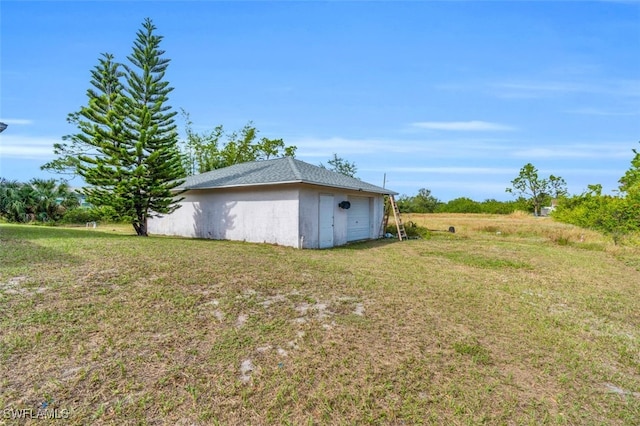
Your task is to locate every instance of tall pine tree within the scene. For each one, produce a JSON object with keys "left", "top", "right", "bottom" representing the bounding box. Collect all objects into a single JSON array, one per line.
[
  {"left": 64, "top": 19, "right": 184, "bottom": 236},
  {"left": 119, "top": 18, "right": 184, "bottom": 236},
  {"left": 43, "top": 53, "right": 124, "bottom": 176},
  {"left": 75, "top": 53, "right": 128, "bottom": 220}
]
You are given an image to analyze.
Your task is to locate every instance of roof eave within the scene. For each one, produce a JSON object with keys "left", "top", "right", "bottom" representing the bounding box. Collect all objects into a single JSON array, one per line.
[
  {"left": 176, "top": 179, "right": 396, "bottom": 195},
  {"left": 300, "top": 181, "right": 396, "bottom": 195},
  {"left": 176, "top": 180, "right": 304, "bottom": 191}
]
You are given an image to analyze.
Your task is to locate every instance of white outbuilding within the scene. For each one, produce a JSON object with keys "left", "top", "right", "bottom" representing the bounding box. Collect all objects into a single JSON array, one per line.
[{"left": 148, "top": 157, "right": 396, "bottom": 249}]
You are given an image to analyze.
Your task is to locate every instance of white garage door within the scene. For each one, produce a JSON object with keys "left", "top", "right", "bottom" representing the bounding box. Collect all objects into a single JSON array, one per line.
[{"left": 347, "top": 197, "right": 370, "bottom": 241}]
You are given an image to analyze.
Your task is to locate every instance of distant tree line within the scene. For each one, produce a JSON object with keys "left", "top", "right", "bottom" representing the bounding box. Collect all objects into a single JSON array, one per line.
[{"left": 394, "top": 188, "right": 528, "bottom": 215}]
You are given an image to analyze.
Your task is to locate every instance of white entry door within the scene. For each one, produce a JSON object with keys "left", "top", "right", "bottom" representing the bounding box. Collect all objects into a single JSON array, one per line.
[{"left": 319, "top": 195, "right": 334, "bottom": 248}]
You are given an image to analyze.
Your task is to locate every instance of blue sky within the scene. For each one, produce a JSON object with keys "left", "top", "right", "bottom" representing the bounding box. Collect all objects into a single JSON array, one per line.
[{"left": 1, "top": 1, "right": 639, "bottom": 201}]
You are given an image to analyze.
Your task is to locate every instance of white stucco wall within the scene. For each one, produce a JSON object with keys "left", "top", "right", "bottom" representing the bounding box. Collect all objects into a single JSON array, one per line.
[
  {"left": 149, "top": 183, "right": 385, "bottom": 249},
  {"left": 370, "top": 195, "right": 385, "bottom": 239},
  {"left": 148, "top": 186, "right": 300, "bottom": 248},
  {"left": 297, "top": 188, "right": 321, "bottom": 248}
]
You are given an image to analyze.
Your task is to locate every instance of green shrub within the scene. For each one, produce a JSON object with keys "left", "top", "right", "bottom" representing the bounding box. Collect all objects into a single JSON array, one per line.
[
  {"left": 385, "top": 221, "right": 430, "bottom": 239},
  {"left": 436, "top": 197, "right": 482, "bottom": 213},
  {"left": 553, "top": 190, "right": 639, "bottom": 245},
  {"left": 60, "top": 208, "right": 99, "bottom": 224},
  {"left": 480, "top": 199, "right": 519, "bottom": 214},
  {"left": 61, "top": 205, "right": 121, "bottom": 224}
]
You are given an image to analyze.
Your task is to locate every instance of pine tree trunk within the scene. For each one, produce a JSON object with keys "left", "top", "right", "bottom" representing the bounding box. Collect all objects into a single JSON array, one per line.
[
  {"left": 133, "top": 217, "right": 148, "bottom": 236},
  {"left": 141, "top": 217, "right": 148, "bottom": 236}
]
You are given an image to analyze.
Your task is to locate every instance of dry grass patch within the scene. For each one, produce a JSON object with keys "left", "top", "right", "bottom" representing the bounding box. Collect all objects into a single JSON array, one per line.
[{"left": 1, "top": 219, "right": 639, "bottom": 424}]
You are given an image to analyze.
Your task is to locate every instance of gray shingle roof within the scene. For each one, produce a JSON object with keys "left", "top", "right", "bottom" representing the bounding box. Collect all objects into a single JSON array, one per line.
[{"left": 177, "top": 157, "right": 396, "bottom": 195}]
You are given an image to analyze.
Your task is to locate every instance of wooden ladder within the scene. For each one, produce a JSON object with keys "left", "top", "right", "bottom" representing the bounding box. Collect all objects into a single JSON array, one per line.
[{"left": 381, "top": 195, "right": 407, "bottom": 241}]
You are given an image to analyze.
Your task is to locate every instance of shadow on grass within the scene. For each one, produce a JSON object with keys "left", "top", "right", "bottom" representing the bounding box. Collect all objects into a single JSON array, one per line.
[
  {"left": 0, "top": 238, "right": 78, "bottom": 269},
  {"left": 0, "top": 224, "right": 135, "bottom": 240},
  {"left": 334, "top": 238, "right": 401, "bottom": 251},
  {"left": 0, "top": 224, "right": 136, "bottom": 269}
]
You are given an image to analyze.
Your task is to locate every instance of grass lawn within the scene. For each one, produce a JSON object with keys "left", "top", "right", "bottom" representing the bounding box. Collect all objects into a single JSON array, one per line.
[{"left": 1, "top": 214, "right": 639, "bottom": 424}]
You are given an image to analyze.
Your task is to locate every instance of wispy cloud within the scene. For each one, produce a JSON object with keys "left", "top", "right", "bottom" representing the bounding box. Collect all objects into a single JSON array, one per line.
[
  {"left": 367, "top": 166, "right": 516, "bottom": 175},
  {"left": 292, "top": 135, "right": 514, "bottom": 159},
  {"left": 491, "top": 81, "right": 583, "bottom": 99},
  {"left": 388, "top": 178, "right": 510, "bottom": 194},
  {"left": 293, "top": 137, "right": 386, "bottom": 157},
  {"left": 511, "top": 143, "right": 632, "bottom": 160},
  {"left": 491, "top": 79, "right": 640, "bottom": 99},
  {"left": 0, "top": 118, "right": 33, "bottom": 125},
  {"left": 564, "top": 107, "right": 640, "bottom": 116},
  {"left": 0, "top": 135, "right": 56, "bottom": 159},
  {"left": 290, "top": 134, "right": 635, "bottom": 164},
  {"left": 411, "top": 121, "right": 516, "bottom": 131}
]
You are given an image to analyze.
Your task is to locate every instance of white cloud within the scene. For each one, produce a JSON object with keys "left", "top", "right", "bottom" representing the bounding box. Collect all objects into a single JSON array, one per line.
[
  {"left": 411, "top": 121, "right": 516, "bottom": 131},
  {"left": 389, "top": 178, "right": 510, "bottom": 195},
  {"left": 292, "top": 135, "right": 515, "bottom": 160},
  {"left": 293, "top": 136, "right": 389, "bottom": 157},
  {"left": 0, "top": 118, "right": 34, "bottom": 125},
  {"left": 491, "top": 79, "right": 640, "bottom": 99},
  {"left": 0, "top": 135, "right": 56, "bottom": 159},
  {"left": 492, "top": 81, "right": 583, "bottom": 98},
  {"left": 511, "top": 144, "right": 632, "bottom": 159},
  {"left": 437, "top": 78, "right": 640, "bottom": 100},
  {"left": 549, "top": 168, "right": 624, "bottom": 177},
  {"left": 564, "top": 107, "right": 640, "bottom": 116},
  {"left": 365, "top": 166, "right": 516, "bottom": 175},
  {"left": 284, "top": 134, "right": 636, "bottom": 165}
]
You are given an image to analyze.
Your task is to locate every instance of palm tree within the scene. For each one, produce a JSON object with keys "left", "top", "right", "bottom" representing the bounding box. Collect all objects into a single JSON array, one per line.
[
  {"left": 0, "top": 179, "right": 35, "bottom": 222},
  {"left": 28, "top": 178, "right": 78, "bottom": 221},
  {"left": 0, "top": 178, "right": 79, "bottom": 222}
]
